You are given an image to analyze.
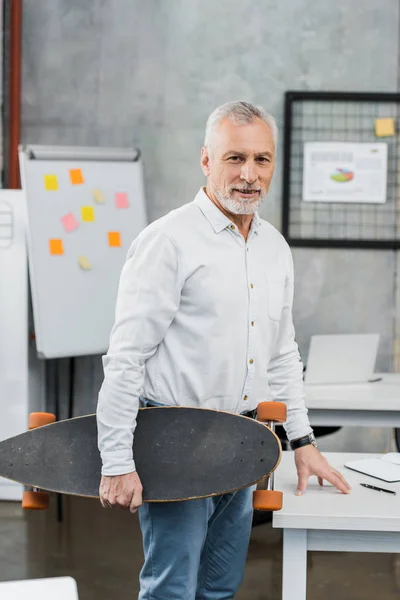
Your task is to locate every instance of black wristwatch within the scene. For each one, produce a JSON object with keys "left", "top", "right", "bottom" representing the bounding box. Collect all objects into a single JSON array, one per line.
[{"left": 290, "top": 432, "right": 317, "bottom": 451}]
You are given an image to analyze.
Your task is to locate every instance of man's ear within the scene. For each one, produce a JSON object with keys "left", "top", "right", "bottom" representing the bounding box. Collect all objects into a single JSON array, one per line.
[{"left": 200, "top": 146, "right": 211, "bottom": 177}]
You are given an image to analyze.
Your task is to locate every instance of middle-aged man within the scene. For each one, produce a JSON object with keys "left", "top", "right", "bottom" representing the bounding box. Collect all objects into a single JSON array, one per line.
[{"left": 97, "top": 100, "right": 351, "bottom": 599}]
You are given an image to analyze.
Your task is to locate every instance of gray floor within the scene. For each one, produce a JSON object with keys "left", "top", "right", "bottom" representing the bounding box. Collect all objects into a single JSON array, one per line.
[{"left": 0, "top": 497, "right": 400, "bottom": 599}]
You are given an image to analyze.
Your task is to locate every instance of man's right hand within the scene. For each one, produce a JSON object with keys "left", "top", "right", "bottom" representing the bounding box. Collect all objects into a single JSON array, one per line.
[{"left": 99, "top": 471, "right": 143, "bottom": 514}]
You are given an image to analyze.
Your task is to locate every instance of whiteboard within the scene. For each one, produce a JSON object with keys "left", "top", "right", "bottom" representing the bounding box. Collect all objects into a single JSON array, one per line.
[{"left": 19, "top": 145, "right": 147, "bottom": 359}]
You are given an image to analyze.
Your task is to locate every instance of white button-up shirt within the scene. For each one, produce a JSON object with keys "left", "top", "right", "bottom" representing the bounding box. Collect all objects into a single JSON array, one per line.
[{"left": 97, "top": 188, "right": 312, "bottom": 475}]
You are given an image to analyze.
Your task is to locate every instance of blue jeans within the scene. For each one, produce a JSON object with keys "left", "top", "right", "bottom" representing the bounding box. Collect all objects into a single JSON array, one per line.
[{"left": 138, "top": 398, "right": 254, "bottom": 599}]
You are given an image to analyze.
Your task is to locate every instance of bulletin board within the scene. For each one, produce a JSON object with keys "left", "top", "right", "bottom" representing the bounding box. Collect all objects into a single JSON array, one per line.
[
  {"left": 282, "top": 91, "right": 400, "bottom": 249},
  {"left": 19, "top": 145, "right": 147, "bottom": 359}
]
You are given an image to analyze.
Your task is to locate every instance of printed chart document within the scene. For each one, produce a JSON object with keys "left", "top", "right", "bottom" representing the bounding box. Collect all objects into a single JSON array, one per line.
[
  {"left": 344, "top": 453, "right": 400, "bottom": 483},
  {"left": 302, "top": 142, "right": 388, "bottom": 204}
]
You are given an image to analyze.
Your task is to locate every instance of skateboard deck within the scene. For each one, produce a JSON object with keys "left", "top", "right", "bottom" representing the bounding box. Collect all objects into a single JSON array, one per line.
[{"left": 0, "top": 407, "right": 281, "bottom": 502}]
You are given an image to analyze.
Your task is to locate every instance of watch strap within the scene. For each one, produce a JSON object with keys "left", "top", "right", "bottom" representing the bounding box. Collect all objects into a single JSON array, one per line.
[{"left": 290, "top": 433, "right": 316, "bottom": 450}]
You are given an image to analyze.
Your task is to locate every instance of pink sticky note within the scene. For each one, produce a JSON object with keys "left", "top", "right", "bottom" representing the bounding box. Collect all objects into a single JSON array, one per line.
[
  {"left": 61, "top": 212, "right": 79, "bottom": 233},
  {"left": 115, "top": 192, "right": 129, "bottom": 209}
]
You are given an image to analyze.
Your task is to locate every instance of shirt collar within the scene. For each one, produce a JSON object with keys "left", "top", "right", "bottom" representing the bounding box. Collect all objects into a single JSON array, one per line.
[
  {"left": 251, "top": 211, "right": 261, "bottom": 232},
  {"left": 194, "top": 188, "right": 261, "bottom": 234}
]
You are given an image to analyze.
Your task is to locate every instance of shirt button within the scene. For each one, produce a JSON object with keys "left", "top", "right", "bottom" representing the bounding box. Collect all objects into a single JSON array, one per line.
[
  {"left": 230, "top": 225, "right": 235, "bottom": 230},
  {"left": 249, "top": 359, "right": 254, "bottom": 364},
  {"left": 250, "top": 283, "right": 254, "bottom": 289},
  {"left": 251, "top": 321, "right": 255, "bottom": 326},
  {"left": 243, "top": 395, "right": 248, "bottom": 401}
]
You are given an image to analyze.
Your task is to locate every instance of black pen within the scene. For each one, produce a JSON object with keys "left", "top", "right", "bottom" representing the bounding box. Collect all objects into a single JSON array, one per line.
[{"left": 360, "top": 483, "right": 396, "bottom": 495}]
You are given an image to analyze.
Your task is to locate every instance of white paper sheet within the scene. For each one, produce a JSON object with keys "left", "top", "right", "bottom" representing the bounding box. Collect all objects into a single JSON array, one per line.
[
  {"left": 345, "top": 453, "right": 400, "bottom": 483},
  {"left": 302, "top": 142, "right": 388, "bottom": 204}
]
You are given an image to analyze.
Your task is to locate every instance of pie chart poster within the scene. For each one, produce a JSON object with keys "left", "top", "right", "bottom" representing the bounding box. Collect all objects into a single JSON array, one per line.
[{"left": 302, "top": 142, "right": 387, "bottom": 204}]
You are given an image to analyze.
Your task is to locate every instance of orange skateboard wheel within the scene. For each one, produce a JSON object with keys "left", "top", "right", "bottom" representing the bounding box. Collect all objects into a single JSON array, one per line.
[
  {"left": 257, "top": 402, "right": 287, "bottom": 423},
  {"left": 22, "top": 490, "right": 50, "bottom": 510},
  {"left": 28, "top": 412, "right": 56, "bottom": 430},
  {"left": 253, "top": 489, "right": 283, "bottom": 511}
]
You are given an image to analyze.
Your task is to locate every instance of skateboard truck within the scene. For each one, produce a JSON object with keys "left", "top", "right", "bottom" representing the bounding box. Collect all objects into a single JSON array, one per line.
[
  {"left": 22, "top": 413, "right": 56, "bottom": 510},
  {"left": 252, "top": 401, "right": 287, "bottom": 511}
]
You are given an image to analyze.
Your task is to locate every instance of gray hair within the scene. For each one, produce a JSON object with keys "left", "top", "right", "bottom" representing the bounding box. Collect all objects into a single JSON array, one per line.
[{"left": 204, "top": 101, "right": 278, "bottom": 148}]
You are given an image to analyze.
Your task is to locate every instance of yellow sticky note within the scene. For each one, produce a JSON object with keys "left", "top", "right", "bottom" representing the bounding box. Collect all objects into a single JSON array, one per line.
[
  {"left": 78, "top": 255, "right": 92, "bottom": 270},
  {"left": 108, "top": 231, "right": 121, "bottom": 247},
  {"left": 81, "top": 206, "right": 95, "bottom": 222},
  {"left": 49, "top": 239, "right": 64, "bottom": 255},
  {"left": 93, "top": 189, "right": 105, "bottom": 204},
  {"left": 70, "top": 169, "right": 84, "bottom": 185},
  {"left": 375, "top": 118, "right": 395, "bottom": 137},
  {"left": 44, "top": 175, "right": 58, "bottom": 191}
]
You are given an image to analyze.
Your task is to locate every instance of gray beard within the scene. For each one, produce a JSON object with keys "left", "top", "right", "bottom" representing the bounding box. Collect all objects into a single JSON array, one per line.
[{"left": 214, "top": 188, "right": 266, "bottom": 215}]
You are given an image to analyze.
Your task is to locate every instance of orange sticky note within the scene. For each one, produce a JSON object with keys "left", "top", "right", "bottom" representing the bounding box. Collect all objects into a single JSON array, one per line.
[
  {"left": 108, "top": 231, "right": 121, "bottom": 247},
  {"left": 70, "top": 169, "right": 84, "bottom": 185},
  {"left": 44, "top": 175, "right": 58, "bottom": 191},
  {"left": 49, "top": 239, "right": 64, "bottom": 255},
  {"left": 81, "top": 206, "right": 95, "bottom": 222}
]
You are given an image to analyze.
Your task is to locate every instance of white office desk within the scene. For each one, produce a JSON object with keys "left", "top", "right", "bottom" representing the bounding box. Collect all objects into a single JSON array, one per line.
[
  {"left": 273, "top": 452, "right": 400, "bottom": 600},
  {"left": 305, "top": 373, "right": 400, "bottom": 427}
]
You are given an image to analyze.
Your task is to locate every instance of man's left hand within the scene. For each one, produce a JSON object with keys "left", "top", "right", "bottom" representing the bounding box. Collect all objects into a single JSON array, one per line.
[{"left": 294, "top": 445, "right": 351, "bottom": 496}]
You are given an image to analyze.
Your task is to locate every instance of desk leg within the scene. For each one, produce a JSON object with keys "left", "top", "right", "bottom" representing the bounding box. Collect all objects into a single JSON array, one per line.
[{"left": 282, "top": 529, "right": 307, "bottom": 600}]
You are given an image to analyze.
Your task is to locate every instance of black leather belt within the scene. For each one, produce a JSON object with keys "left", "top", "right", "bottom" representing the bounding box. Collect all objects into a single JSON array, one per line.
[
  {"left": 141, "top": 397, "right": 258, "bottom": 420},
  {"left": 241, "top": 408, "right": 257, "bottom": 419}
]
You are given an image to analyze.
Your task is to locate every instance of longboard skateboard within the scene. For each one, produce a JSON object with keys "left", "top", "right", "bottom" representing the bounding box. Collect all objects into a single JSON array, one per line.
[{"left": 0, "top": 402, "right": 286, "bottom": 511}]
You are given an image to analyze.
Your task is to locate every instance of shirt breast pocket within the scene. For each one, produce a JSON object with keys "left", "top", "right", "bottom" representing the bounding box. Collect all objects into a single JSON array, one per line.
[{"left": 266, "top": 273, "right": 287, "bottom": 322}]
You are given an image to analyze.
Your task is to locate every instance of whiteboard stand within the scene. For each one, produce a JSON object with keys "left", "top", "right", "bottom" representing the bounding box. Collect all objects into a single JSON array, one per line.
[{"left": 19, "top": 145, "right": 147, "bottom": 522}]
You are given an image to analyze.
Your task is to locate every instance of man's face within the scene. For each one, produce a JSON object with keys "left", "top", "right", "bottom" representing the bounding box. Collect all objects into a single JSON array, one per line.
[{"left": 201, "top": 116, "right": 275, "bottom": 215}]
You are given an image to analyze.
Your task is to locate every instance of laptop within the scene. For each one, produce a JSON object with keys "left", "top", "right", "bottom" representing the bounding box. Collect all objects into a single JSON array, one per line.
[{"left": 304, "top": 333, "right": 380, "bottom": 385}]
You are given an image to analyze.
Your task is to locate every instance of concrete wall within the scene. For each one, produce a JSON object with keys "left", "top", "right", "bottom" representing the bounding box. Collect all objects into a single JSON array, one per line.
[{"left": 18, "top": 1, "right": 400, "bottom": 451}]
